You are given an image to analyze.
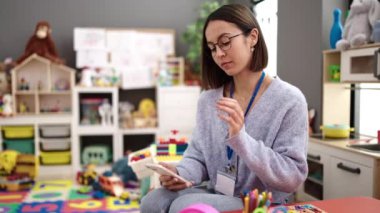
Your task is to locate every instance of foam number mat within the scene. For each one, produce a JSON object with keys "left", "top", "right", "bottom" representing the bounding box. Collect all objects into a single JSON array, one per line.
[
  {"left": 68, "top": 189, "right": 93, "bottom": 200},
  {"left": 0, "top": 191, "right": 28, "bottom": 203},
  {"left": 0, "top": 203, "right": 20, "bottom": 213},
  {"left": 32, "top": 180, "right": 73, "bottom": 191},
  {"left": 24, "top": 189, "right": 69, "bottom": 203},
  {"left": 18, "top": 201, "right": 64, "bottom": 213},
  {"left": 62, "top": 198, "right": 107, "bottom": 212},
  {"left": 106, "top": 197, "right": 139, "bottom": 211}
]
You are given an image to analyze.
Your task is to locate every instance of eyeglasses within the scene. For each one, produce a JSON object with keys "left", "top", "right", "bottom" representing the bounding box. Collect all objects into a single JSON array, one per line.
[{"left": 207, "top": 32, "right": 245, "bottom": 54}]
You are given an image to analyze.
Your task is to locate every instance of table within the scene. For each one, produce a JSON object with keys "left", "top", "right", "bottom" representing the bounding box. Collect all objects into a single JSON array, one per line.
[{"left": 224, "top": 196, "right": 380, "bottom": 213}]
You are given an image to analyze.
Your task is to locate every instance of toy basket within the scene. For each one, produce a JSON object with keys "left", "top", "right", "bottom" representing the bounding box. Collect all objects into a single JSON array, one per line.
[
  {"left": 2, "top": 126, "right": 34, "bottom": 139},
  {"left": 39, "top": 125, "right": 70, "bottom": 138},
  {"left": 40, "top": 138, "right": 71, "bottom": 151},
  {"left": 128, "top": 146, "right": 156, "bottom": 179}
]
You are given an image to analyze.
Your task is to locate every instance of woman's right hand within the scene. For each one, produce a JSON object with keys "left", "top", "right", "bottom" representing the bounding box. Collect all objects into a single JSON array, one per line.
[{"left": 158, "top": 162, "right": 191, "bottom": 191}]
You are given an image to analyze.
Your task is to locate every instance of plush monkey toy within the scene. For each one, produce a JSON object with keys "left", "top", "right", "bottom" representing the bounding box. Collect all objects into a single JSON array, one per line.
[{"left": 17, "top": 21, "right": 64, "bottom": 64}]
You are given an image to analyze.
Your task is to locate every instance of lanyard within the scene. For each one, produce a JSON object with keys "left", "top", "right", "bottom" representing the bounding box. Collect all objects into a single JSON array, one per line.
[{"left": 226, "top": 72, "right": 266, "bottom": 164}]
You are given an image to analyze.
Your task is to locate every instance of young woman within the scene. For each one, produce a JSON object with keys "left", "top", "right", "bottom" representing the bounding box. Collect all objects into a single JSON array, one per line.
[{"left": 141, "top": 4, "right": 308, "bottom": 213}]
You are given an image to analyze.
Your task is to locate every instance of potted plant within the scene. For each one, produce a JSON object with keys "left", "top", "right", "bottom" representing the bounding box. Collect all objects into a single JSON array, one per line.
[{"left": 182, "top": 0, "right": 228, "bottom": 83}]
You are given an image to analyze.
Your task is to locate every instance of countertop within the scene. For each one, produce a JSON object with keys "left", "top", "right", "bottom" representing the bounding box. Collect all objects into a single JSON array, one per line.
[{"left": 309, "top": 135, "right": 380, "bottom": 159}]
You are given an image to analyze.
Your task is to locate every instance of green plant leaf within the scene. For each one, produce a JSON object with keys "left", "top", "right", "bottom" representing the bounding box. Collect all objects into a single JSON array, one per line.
[{"left": 181, "top": 0, "right": 229, "bottom": 74}]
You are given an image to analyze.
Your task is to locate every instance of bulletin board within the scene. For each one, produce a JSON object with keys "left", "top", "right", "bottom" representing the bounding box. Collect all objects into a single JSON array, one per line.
[{"left": 74, "top": 27, "right": 176, "bottom": 89}]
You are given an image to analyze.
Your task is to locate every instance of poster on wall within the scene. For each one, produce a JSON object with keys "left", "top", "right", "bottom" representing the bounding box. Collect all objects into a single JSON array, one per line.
[
  {"left": 76, "top": 50, "right": 108, "bottom": 68},
  {"left": 74, "top": 27, "right": 175, "bottom": 88},
  {"left": 74, "top": 28, "right": 106, "bottom": 51}
]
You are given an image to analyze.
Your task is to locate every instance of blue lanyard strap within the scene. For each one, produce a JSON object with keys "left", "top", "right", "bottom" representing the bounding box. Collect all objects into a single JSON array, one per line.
[{"left": 226, "top": 72, "right": 266, "bottom": 161}]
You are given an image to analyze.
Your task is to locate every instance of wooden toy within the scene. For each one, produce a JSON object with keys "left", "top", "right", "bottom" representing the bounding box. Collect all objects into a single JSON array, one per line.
[{"left": 11, "top": 54, "right": 75, "bottom": 115}]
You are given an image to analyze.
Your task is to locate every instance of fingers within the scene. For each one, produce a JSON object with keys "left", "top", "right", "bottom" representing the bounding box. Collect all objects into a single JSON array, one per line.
[
  {"left": 217, "top": 98, "right": 244, "bottom": 136},
  {"left": 159, "top": 175, "right": 189, "bottom": 191},
  {"left": 217, "top": 98, "right": 244, "bottom": 120}
]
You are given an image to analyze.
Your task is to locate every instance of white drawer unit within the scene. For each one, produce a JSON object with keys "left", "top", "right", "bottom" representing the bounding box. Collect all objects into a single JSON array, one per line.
[
  {"left": 325, "top": 156, "right": 373, "bottom": 199},
  {"left": 297, "top": 138, "right": 380, "bottom": 202},
  {"left": 341, "top": 46, "right": 380, "bottom": 82}
]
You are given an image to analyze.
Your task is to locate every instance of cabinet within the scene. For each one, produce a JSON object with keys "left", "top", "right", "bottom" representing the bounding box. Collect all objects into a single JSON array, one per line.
[
  {"left": 322, "top": 44, "right": 380, "bottom": 125},
  {"left": 341, "top": 44, "right": 380, "bottom": 82},
  {"left": 322, "top": 50, "right": 351, "bottom": 125},
  {"left": 298, "top": 146, "right": 328, "bottom": 200},
  {"left": 297, "top": 138, "right": 380, "bottom": 201}
]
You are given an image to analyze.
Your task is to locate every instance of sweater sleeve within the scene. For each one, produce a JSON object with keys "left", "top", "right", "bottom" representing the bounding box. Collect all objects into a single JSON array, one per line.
[
  {"left": 227, "top": 95, "right": 309, "bottom": 193},
  {"left": 176, "top": 93, "right": 209, "bottom": 185}
]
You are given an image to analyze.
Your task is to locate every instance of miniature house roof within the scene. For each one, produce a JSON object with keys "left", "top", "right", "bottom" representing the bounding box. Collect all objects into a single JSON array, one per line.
[{"left": 12, "top": 53, "right": 75, "bottom": 73}]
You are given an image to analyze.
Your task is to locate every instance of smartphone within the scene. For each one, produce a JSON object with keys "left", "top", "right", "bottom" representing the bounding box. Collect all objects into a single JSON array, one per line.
[{"left": 145, "top": 163, "right": 192, "bottom": 187}]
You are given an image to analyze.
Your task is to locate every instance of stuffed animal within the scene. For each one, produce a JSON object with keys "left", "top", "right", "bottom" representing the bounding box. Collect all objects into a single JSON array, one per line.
[
  {"left": 17, "top": 21, "right": 64, "bottom": 64},
  {"left": 2, "top": 94, "right": 13, "bottom": 116},
  {"left": 336, "top": 0, "right": 373, "bottom": 50},
  {"left": 369, "top": 0, "right": 380, "bottom": 41}
]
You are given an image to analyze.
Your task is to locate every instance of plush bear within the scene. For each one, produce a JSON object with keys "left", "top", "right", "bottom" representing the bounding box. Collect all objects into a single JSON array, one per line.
[{"left": 336, "top": 0, "right": 373, "bottom": 50}]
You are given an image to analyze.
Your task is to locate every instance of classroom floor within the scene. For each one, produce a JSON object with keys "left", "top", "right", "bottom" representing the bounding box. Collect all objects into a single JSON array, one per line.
[{"left": 0, "top": 179, "right": 140, "bottom": 212}]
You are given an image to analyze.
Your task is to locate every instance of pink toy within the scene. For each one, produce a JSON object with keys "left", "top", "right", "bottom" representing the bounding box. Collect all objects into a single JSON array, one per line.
[{"left": 179, "top": 203, "right": 220, "bottom": 213}]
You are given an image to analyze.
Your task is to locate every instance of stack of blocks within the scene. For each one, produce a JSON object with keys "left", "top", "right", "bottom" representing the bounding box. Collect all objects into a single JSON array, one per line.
[{"left": 128, "top": 130, "right": 189, "bottom": 179}]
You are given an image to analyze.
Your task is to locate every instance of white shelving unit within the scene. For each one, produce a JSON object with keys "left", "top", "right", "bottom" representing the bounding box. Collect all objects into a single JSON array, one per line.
[
  {"left": 72, "top": 86, "right": 119, "bottom": 173},
  {"left": 0, "top": 115, "right": 73, "bottom": 178},
  {"left": 1, "top": 84, "right": 200, "bottom": 180}
]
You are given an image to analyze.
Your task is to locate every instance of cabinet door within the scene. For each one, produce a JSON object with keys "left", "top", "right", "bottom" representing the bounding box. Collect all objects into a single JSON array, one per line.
[
  {"left": 297, "top": 148, "right": 328, "bottom": 201},
  {"left": 341, "top": 47, "right": 379, "bottom": 82},
  {"left": 325, "top": 156, "right": 373, "bottom": 199},
  {"left": 158, "top": 86, "right": 200, "bottom": 135}
]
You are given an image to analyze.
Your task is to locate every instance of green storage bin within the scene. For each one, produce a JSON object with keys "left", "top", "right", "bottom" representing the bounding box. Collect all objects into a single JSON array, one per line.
[{"left": 4, "top": 139, "right": 35, "bottom": 154}]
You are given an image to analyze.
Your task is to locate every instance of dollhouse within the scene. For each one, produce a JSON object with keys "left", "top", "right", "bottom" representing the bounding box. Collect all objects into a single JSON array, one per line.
[{"left": 11, "top": 54, "right": 75, "bottom": 115}]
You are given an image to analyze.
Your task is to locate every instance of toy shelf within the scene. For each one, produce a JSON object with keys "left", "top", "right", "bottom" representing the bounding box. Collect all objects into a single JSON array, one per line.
[
  {"left": 73, "top": 86, "right": 118, "bottom": 128},
  {"left": 38, "top": 91, "right": 71, "bottom": 95},
  {"left": 122, "top": 134, "right": 155, "bottom": 155},
  {"left": 77, "top": 126, "right": 116, "bottom": 135},
  {"left": 15, "top": 91, "right": 37, "bottom": 95},
  {"left": 119, "top": 128, "right": 158, "bottom": 135},
  {"left": 14, "top": 93, "right": 37, "bottom": 114},
  {"left": 11, "top": 54, "right": 75, "bottom": 116}
]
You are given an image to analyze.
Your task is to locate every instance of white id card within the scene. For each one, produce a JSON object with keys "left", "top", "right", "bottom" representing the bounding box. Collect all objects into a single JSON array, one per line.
[{"left": 215, "top": 170, "right": 236, "bottom": 196}]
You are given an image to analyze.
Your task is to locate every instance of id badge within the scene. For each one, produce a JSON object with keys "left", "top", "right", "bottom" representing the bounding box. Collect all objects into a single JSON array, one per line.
[{"left": 215, "top": 170, "right": 236, "bottom": 196}]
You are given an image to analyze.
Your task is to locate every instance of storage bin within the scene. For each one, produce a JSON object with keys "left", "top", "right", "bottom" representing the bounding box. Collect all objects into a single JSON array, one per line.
[
  {"left": 40, "top": 138, "right": 71, "bottom": 151},
  {"left": 3, "top": 139, "right": 34, "bottom": 154},
  {"left": 39, "top": 125, "right": 70, "bottom": 138},
  {"left": 2, "top": 126, "right": 34, "bottom": 139},
  {"left": 40, "top": 151, "right": 71, "bottom": 165}
]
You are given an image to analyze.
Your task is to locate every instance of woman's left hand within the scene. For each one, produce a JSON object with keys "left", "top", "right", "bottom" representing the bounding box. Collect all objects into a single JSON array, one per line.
[{"left": 217, "top": 97, "right": 245, "bottom": 138}]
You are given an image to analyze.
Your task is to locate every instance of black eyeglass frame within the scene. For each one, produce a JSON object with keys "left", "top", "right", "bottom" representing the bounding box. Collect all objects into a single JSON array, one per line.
[{"left": 207, "top": 32, "right": 245, "bottom": 54}]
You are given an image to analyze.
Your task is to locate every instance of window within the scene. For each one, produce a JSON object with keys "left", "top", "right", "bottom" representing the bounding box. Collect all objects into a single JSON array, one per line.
[
  {"left": 255, "top": 0, "right": 278, "bottom": 76},
  {"left": 357, "top": 83, "right": 380, "bottom": 137}
]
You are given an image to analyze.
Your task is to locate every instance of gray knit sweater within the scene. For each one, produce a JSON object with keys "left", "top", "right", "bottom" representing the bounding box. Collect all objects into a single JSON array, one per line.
[{"left": 176, "top": 77, "right": 309, "bottom": 204}]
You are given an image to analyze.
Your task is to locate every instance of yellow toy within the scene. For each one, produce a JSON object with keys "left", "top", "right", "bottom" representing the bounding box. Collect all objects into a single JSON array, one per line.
[
  {"left": 138, "top": 98, "right": 156, "bottom": 118},
  {"left": 0, "top": 150, "right": 19, "bottom": 175},
  {"left": 77, "top": 164, "right": 97, "bottom": 185},
  {"left": 131, "top": 98, "right": 157, "bottom": 128}
]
